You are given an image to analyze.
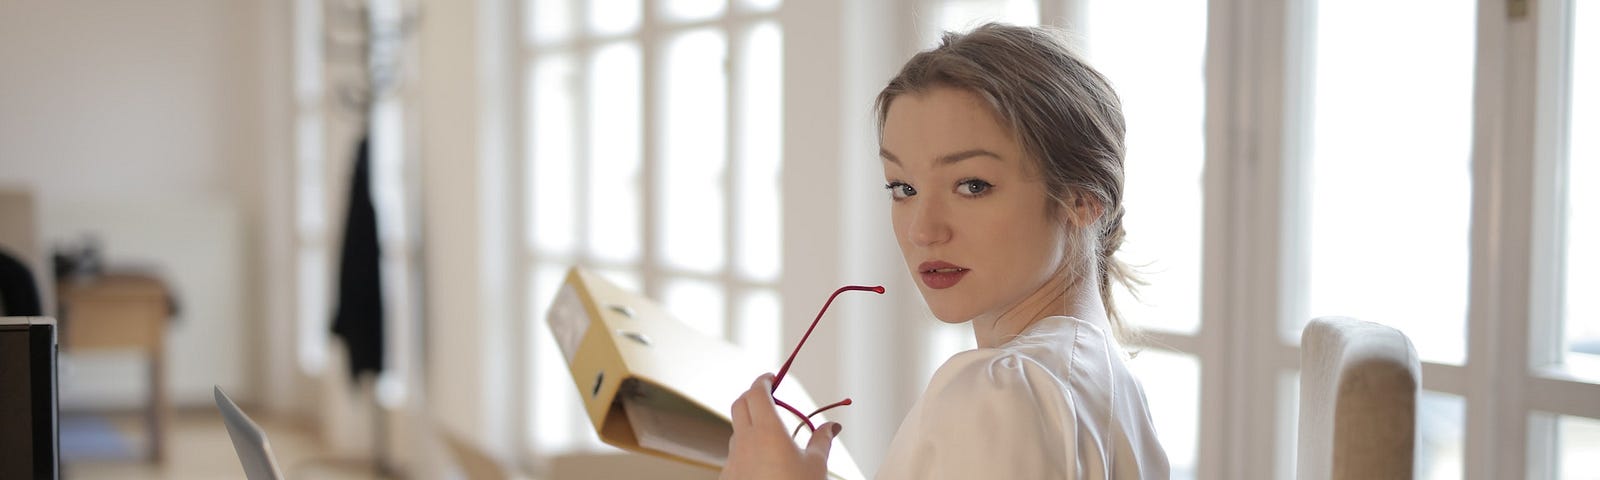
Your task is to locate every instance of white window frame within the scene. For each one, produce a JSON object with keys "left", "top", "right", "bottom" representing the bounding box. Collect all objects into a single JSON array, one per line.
[
  {"left": 900, "top": 0, "right": 1600, "bottom": 478},
  {"left": 501, "top": 0, "right": 1600, "bottom": 477},
  {"left": 511, "top": 0, "right": 791, "bottom": 468},
  {"left": 1205, "top": 0, "right": 1600, "bottom": 478}
]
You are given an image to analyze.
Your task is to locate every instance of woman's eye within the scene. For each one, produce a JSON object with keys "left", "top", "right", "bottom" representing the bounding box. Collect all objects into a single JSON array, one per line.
[
  {"left": 885, "top": 182, "right": 916, "bottom": 200},
  {"left": 958, "top": 179, "right": 993, "bottom": 197}
]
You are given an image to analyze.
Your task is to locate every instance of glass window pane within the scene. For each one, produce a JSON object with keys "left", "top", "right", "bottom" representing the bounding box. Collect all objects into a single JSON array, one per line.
[
  {"left": 1084, "top": 0, "right": 1205, "bottom": 335},
  {"left": 293, "top": 0, "right": 323, "bottom": 102},
  {"left": 931, "top": 0, "right": 1039, "bottom": 39},
  {"left": 297, "top": 248, "right": 329, "bottom": 373},
  {"left": 1124, "top": 350, "right": 1199, "bottom": 479},
  {"left": 1564, "top": 0, "right": 1600, "bottom": 379},
  {"left": 1300, "top": 0, "right": 1476, "bottom": 365},
  {"left": 663, "top": 277, "right": 727, "bottom": 339},
  {"left": 661, "top": 0, "right": 725, "bottom": 22},
  {"left": 528, "top": 265, "right": 582, "bottom": 452},
  {"left": 740, "top": 0, "right": 781, "bottom": 12},
  {"left": 588, "top": 0, "right": 640, "bottom": 35},
  {"left": 1560, "top": 415, "right": 1600, "bottom": 478},
  {"left": 1416, "top": 392, "right": 1465, "bottom": 479},
  {"left": 295, "top": 113, "right": 326, "bottom": 237},
  {"left": 588, "top": 43, "right": 644, "bottom": 264},
  {"left": 530, "top": 56, "right": 579, "bottom": 255},
  {"left": 659, "top": 30, "right": 728, "bottom": 273},
  {"left": 737, "top": 289, "right": 782, "bottom": 367},
  {"left": 737, "top": 23, "right": 782, "bottom": 282},
  {"left": 371, "top": 99, "right": 407, "bottom": 241},
  {"left": 529, "top": 0, "right": 573, "bottom": 44},
  {"left": 923, "top": 321, "right": 976, "bottom": 385}
]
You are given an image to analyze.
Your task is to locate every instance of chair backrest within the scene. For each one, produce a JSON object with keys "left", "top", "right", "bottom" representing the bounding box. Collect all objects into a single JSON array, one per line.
[
  {"left": 0, "top": 187, "right": 47, "bottom": 315},
  {"left": 1298, "top": 317, "right": 1420, "bottom": 480},
  {"left": 0, "top": 187, "right": 38, "bottom": 263}
]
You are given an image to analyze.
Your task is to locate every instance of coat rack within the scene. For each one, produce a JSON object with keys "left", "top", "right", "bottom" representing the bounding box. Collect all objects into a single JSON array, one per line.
[
  {"left": 321, "top": 1, "right": 419, "bottom": 478},
  {"left": 326, "top": 0, "right": 419, "bottom": 118}
]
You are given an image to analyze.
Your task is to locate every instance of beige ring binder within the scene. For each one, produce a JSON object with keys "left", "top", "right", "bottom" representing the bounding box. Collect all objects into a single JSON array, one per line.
[{"left": 546, "top": 267, "right": 865, "bottom": 480}]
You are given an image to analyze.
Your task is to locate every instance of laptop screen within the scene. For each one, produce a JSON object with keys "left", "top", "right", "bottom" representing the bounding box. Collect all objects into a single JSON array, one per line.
[{"left": 0, "top": 317, "right": 59, "bottom": 480}]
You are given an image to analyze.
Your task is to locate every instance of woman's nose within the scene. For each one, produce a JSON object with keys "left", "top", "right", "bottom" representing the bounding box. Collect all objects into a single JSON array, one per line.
[{"left": 909, "top": 197, "right": 952, "bottom": 247}]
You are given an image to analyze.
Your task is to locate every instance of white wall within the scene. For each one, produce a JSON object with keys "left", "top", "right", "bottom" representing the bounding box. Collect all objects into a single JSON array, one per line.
[
  {"left": 417, "top": 0, "right": 518, "bottom": 461},
  {"left": 0, "top": 0, "right": 271, "bottom": 408}
]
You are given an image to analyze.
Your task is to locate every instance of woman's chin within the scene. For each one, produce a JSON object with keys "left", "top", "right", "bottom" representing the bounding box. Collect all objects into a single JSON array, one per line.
[
  {"left": 925, "top": 302, "right": 975, "bottom": 325},
  {"left": 914, "top": 282, "right": 978, "bottom": 324}
]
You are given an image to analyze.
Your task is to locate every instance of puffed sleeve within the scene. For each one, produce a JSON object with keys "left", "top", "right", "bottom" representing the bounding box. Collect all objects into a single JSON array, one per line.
[{"left": 876, "top": 349, "right": 1083, "bottom": 480}]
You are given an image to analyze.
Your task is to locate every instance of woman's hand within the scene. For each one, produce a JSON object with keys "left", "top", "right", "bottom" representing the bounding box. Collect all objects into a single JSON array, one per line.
[{"left": 720, "top": 373, "right": 842, "bottom": 480}]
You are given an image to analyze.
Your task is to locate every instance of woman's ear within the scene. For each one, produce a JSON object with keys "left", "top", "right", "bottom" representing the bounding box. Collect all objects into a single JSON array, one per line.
[{"left": 1058, "top": 191, "right": 1104, "bottom": 228}]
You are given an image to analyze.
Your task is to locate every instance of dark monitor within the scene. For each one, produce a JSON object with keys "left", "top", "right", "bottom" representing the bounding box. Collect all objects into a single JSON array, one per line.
[{"left": 0, "top": 317, "right": 58, "bottom": 480}]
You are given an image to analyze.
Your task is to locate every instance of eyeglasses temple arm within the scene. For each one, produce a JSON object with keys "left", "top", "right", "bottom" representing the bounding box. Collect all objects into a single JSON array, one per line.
[
  {"left": 774, "top": 397, "right": 815, "bottom": 432},
  {"left": 789, "top": 398, "right": 854, "bottom": 438},
  {"left": 771, "top": 285, "right": 884, "bottom": 389}
]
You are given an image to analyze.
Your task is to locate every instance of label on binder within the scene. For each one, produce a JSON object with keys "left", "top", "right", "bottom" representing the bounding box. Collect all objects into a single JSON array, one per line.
[{"left": 547, "top": 283, "right": 590, "bottom": 363}]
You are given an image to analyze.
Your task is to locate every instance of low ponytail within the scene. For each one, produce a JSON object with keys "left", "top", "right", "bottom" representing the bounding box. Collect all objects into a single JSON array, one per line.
[{"left": 1097, "top": 204, "right": 1145, "bottom": 346}]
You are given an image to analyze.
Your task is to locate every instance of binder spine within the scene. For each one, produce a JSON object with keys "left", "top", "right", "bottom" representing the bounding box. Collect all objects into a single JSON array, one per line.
[{"left": 559, "top": 268, "right": 629, "bottom": 432}]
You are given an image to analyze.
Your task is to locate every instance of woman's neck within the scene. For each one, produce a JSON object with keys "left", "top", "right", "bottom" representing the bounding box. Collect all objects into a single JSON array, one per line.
[{"left": 969, "top": 266, "right": 1108, "bottom": 349}]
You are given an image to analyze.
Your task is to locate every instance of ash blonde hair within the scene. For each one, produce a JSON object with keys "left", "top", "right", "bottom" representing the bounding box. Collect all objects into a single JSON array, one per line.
[{"left": 874, "top": 23, "right": 1143, "bottom": 344}]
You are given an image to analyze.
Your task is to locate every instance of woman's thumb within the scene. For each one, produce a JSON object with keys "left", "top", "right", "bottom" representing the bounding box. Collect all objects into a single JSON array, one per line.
[{"left": 806, "top": 422, "right": 842, "bottom": 459}]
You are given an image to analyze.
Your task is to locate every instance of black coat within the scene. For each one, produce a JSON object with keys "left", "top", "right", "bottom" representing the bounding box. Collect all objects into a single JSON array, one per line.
[
  {"left": 0, "top": 247, "right": 41, "bottom": 316},
  {"left": 331, "top": 136, "right": 384, "bottom": 380}
]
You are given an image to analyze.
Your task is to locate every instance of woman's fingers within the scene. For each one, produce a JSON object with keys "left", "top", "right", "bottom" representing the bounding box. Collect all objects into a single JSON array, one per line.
[
  {"left": 730, "top": 393, "right": 751, "bottom": 428},
  {"left": 805, "top": 422, "right": 842, "bottom": 462},
  {"left": 743, "top": 373, "right": 783, "bottom": 428}
]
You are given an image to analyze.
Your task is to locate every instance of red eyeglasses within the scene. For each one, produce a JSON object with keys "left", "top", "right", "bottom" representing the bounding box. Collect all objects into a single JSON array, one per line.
[{"left": 770, "top": 285, "right": 885, "bottom": 436}]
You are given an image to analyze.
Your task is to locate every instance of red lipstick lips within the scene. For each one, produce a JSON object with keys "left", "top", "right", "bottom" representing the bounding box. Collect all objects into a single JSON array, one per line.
[{"left": 918, "top": 261, "right": 969, "bottom": 289}]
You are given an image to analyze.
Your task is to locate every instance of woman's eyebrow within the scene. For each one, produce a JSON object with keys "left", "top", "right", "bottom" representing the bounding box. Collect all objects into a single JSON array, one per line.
[
  {"left": 938, "top": 149, "right": 1004, "bottom": 165},
  {"left": 879, "top": 148, "right": 1004, "bottom": 165}
]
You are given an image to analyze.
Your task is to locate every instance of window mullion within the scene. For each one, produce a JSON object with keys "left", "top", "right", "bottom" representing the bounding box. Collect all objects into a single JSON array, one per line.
[
  {"left": 724, "top": 14, "right": 742, "bottom": 343},
  {"left": 1199, "top": 0, "right": 1272, "bottom": 478},
  {"left": 507, "top": 0, "right": 531, "bottom": 465},
  {"left": 1528, "top": 0, "right": 1577, "bottom": 372},
  {"left": 1196, "top": 0, "right": 1233, "bottom": 477},
  {"left": 1038, "top": 0, "right": 1083, "bottom": 29},
  {"left": 1227, "top": 0, "right": 1312, "bottom": 477},
  {"left": 1464, "top": 0, "right": 1541, "bottom": 478},
  {"left": 1524, "top": 1, "right": 1579, "bottom": 478},
  {"left": 574, "top": 33, "right": 595, "bottom": 295},
  {"left": 640, "top": 8, "right": 663, "bottom": 302}
]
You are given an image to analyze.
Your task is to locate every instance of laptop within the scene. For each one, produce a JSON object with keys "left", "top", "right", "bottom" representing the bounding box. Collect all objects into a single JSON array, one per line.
[
  {"left": 0, "top": 316, "right": 59, "bottom": 480},
  {"left": 214, "top": 386, "right": 286, "bottom": 480}
]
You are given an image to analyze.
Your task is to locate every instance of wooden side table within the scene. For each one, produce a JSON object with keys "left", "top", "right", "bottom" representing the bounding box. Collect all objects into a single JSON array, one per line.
[{"left": 57, "top": 273, "right": 171, "bottom": 464}]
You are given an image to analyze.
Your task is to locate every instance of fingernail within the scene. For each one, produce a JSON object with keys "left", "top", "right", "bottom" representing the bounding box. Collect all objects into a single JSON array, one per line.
[{"left": 831, "top": 423, "right": 842, "bottom": 435}]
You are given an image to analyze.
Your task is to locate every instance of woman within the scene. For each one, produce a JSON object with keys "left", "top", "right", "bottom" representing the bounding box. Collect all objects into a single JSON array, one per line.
[{"left": 721, "top": 23, "right": 1170, "bottom": 479}]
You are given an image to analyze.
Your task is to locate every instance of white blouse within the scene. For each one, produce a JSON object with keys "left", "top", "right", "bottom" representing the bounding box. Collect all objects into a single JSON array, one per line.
[{"left": 876, "top": 316, "right": 1170, "bottom": 479}]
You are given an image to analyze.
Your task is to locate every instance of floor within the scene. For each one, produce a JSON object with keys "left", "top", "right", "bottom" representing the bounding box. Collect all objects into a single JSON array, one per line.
[
  {"left": 57, "top": 409, "right": 726, "bottom": 480},
  {"left": 63, "top": 409, "right": 379, "bottom": 480}
]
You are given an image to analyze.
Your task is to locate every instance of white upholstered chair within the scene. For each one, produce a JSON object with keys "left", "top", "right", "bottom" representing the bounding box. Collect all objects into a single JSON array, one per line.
[{"left": 1298, "top": 316, "right": 1421, "bottom": 480}]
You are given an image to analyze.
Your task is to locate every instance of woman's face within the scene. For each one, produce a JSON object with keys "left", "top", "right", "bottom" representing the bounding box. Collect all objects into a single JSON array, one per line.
[{"left": 880, "top": 87, "right": 1072, "bottom": 324}]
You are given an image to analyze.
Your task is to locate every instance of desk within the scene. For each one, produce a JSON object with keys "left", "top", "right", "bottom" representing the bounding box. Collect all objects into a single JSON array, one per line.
[{"left": 57, "top": 273, "right": 171, "bottom": 464}]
